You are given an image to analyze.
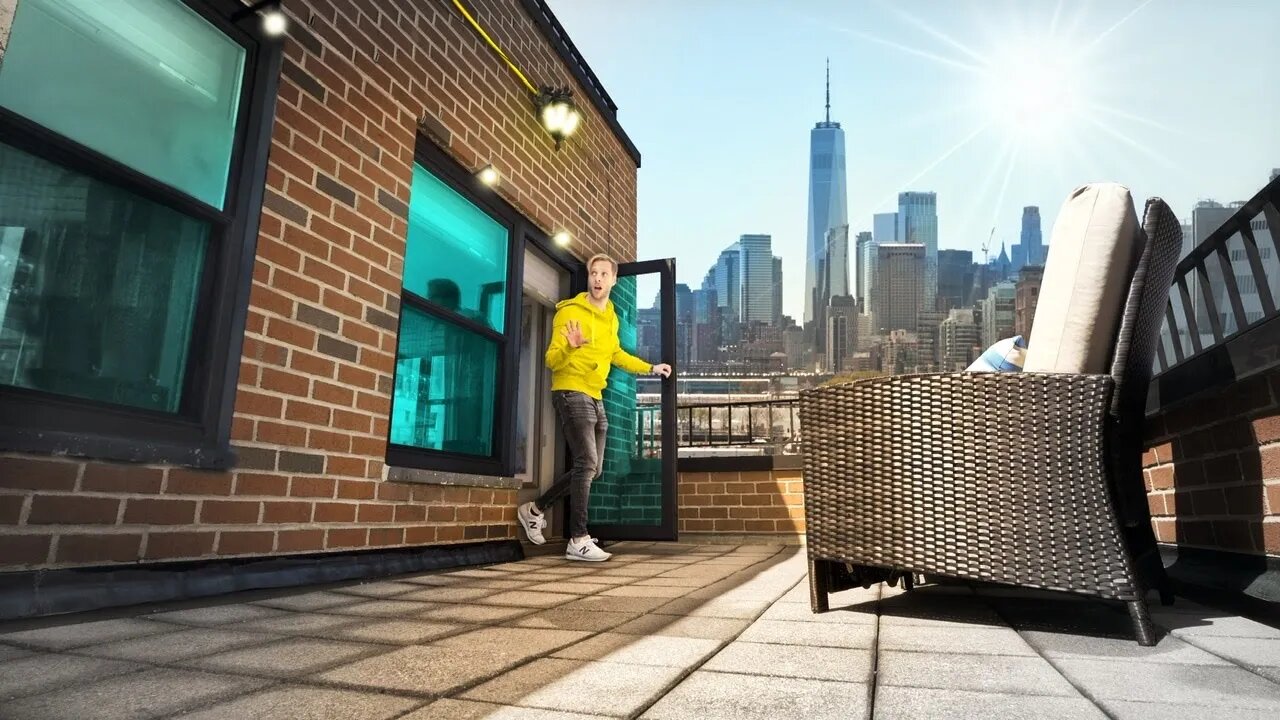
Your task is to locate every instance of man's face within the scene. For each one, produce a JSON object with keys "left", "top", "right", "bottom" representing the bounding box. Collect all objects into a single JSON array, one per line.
[{"left": 588, "top": 260, "right": 616, "bottom": 302}]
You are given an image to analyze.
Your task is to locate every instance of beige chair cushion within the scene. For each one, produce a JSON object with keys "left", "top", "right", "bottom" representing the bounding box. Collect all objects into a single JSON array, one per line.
[{"left": 1023, "top": 183, "right": 1142, "bottom": 374}]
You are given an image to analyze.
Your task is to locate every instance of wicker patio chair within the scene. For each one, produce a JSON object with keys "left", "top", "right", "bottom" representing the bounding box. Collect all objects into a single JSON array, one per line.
[{"left": 800, "top": 191, "right": 1182, "bottom": 645}]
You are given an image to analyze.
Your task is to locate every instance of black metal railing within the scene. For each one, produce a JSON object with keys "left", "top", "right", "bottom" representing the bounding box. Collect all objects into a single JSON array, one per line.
[
  {"left": 635, "top": 398, "right": 801, "bottom": 456},
  {"left": 1156, "top": 175, "right": 1280, "bottom": 375}
]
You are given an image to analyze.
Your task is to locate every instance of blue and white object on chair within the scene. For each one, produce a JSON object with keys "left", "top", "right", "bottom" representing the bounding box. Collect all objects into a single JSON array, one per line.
[{"left": 967, "top": 336, "right": 1027, "bottom": 373}]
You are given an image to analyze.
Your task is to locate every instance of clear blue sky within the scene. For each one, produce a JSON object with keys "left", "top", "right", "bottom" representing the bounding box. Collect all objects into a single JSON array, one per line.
[{"left": 547, "top": 0, "right": 1280, "bottom": 321}]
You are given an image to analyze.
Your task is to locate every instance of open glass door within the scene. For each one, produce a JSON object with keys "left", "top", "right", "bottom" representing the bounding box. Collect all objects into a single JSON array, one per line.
[{"left": 589, "top": 259, "right": 677, "bottom": 541}]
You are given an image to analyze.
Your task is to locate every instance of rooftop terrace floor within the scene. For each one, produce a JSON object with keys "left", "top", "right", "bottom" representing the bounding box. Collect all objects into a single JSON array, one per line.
[{"left": 1, "top": 542, "right": 1279, "bottom": 719}]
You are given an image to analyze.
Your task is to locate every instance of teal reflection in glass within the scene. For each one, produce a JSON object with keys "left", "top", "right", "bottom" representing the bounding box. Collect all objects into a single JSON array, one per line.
[
  {"left": 389, "top": 305, "right": 498, "bottom": 456},
  {"left": 404, "top": 164, "right": 508, "bottom": 332},
  {"left": 0, "top": 0, "right": 246, "bottom": 208},
  {"left": 591, "top": 275, "right": 663, "bottom": 526},
  {"left": 0, "top": 142, "right": 208, "bottom": 413}
]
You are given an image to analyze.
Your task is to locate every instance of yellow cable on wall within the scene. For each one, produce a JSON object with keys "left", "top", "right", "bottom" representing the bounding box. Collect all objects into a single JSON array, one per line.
[{"left": 452, "top": 0, "right": 539, "bottom": 96}]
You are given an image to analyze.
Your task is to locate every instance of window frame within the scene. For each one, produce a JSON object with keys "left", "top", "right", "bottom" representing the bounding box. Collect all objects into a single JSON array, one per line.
[
  {"left": 0, "top": 0, "right": 282, "bottom": 468},
  {"left": 386, "top": 137, "right": 584, "bottom": 478}
]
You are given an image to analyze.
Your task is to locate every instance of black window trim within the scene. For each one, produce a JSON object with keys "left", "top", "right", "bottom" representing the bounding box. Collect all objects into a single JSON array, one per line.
[
  {"left": 386, "top": 135, "right": 585, "bottom": 478},
  {"left": 0, "top": 0, "right": 282, "bottom": 469}
]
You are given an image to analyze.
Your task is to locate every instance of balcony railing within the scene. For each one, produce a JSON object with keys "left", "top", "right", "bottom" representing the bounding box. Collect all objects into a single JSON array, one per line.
[
  {"left": 1156, "top": 175, "right": 1280, "bottom": 375},
  {"left": 636, "top": 398, "right": 801, "bottom": 457}
]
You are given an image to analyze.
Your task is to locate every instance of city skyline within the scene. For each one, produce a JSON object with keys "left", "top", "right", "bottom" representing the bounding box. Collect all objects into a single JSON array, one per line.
[{"left": 547, "top": 0, "right": 1280, "bottom": 321}]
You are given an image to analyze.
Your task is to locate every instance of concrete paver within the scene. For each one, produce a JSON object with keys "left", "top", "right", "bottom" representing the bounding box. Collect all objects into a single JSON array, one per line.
[{"left": 0, "top": 541, "right": 1277, "bottom": 720}]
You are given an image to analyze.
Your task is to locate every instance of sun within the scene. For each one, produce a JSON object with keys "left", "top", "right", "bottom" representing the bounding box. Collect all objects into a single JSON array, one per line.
[{"left": 979, "top": 44, "right": 1086, "bottom": 142}]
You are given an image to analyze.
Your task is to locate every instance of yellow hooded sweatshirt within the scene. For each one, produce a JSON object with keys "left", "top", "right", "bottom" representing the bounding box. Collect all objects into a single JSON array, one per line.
[{"left": 545, "top": 292, "right": 652, "bottom": 400}]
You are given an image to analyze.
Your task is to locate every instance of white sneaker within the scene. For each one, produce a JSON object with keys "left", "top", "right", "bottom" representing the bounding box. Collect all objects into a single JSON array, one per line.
[
  {"left": 517, "top": 502, "right": 547, "bottom": 545},
  {"left": 565, "top": 536, "right": 611, "bottom": 562}
]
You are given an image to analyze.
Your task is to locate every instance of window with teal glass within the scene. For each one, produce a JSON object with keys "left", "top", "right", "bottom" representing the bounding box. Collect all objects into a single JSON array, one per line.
[
  {"left": 389, "top": 305, "right": 498, "bottom": 457},
  {"left": 404, "top": 164, "right": 509, "bottom": 331},
  {"left": 0, "top": 0, "right": 246, "bottom": 209},
  {"left": 0, "top": 142, "right": 207, "bottom": 413}
]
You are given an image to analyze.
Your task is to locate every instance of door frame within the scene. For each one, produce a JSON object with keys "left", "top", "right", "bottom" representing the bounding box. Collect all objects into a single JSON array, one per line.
[{"left": 590, "top": 257, "right": 678, "bottom": 541}]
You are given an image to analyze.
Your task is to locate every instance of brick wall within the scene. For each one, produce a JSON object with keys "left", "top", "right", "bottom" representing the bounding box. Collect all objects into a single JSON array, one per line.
[
  {"left": 1143, "top": 371, "right": 1280, "bottom": 557},
  {"left": 0, "top": 0, "right": 639, "bottom": 570},
  {"left": 678, "top": 468, "right": 806, "bottom": 536}
]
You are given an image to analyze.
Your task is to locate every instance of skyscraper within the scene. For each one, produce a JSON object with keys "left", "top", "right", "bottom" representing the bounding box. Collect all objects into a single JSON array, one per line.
[
  {"left": 873, "top": 213, "right": 898, "bottom": 244},
  {"left": 772, "top": 256, "right": 783, "bottom": 327},
  {"left": 805, "top": 61, "right": 848, "bottom": 332},
  {"left": 1011, "top": 206, "right": 1044, "bottom": 271},
  {"left": 738, "top": 234, "right": 774, "bottom": 326},
  {"left": 936, "top": 249, "right": 975, "bottom": 312},
  {"left": 826, "top": 295, "right": 859, "bottom": 372},
  {"left": 854, "top": 231, "right": 871, "bottom": 302},
  {"left": 825, "top": 225, "right": 850, "bottom": 298},
  {"left": 713, "top": 242, "right": 741, "bottom": 324},
  {"left": 874, "top": 243, "right": 926, "bottom": 333},
  {"left": 897, "top": 192, "right": 938, "bottom": 310}
]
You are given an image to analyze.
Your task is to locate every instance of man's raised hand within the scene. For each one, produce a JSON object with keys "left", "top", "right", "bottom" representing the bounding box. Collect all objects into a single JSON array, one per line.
[{"left": 563, "top": 320, "right": 586, "bottom": 348}]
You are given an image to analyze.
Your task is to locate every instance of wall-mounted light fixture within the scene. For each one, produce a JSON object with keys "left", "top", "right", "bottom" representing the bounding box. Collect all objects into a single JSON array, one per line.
[
  {"left": 536, "top": 87, "right": 582, "bottom": 150},
  {"left": 231, "top": 0, "right": 288, "bottom": 38},
  {"left": 553, "top": 230, "right": 571, "bottom": 247},
  {"left": 477, "top": 165, "right": 500, "bottom": 187},
  {"left": 452, "top": 0, "right": 582, "bottom": 151}
]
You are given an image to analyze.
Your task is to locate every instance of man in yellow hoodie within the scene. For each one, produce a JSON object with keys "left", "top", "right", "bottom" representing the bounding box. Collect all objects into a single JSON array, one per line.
[{"left": 518, "top": 253, "right": 672, "bottom": 561}]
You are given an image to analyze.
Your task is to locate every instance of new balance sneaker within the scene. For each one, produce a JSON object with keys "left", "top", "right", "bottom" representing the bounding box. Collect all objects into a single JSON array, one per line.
[
  {"left": 565, "top": 536, "right": 611, "bottom": 562},
  {"left": 517, "top": 502, "right": 546, "bottom": 545}
]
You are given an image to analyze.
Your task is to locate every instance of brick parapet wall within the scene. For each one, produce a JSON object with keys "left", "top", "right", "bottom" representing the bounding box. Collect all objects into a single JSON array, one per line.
[
  {"left": 0, "top": 0, "right": 638, "bottom": 571},
  {"left": 1143, "top": 370, "right": 1280, "bottom": 556},
  {"left": 678, "top": 468, "right": 806, "bottom": 536}
]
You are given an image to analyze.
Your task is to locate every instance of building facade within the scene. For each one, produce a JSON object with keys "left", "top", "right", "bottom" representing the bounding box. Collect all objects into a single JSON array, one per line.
[
  {"left": 940, "top": 308, "right": 980, "bottom": 370},
  {"left": 1015, "top": 265, "right": 1044, "bottom": 338},
  {"left": 825, "top": 295, "right": 859, "bottom": 372},
  {"left": 804, "top": 68, "right": 847, "bottom": 326},
  {"left": 936, "top": 249, "right": 975, "bottom": 312},
  {"left": 0, "top": 0, "right": 641, "bottom": 574},
  {"left": 738, "top": 234, "right": 774, "bottom": 326},
  {"left": 874, "top": 243, "right": 926, "bottom": 333},
  {"left": 897, "top": 192, "right": 938, "bottom": 310},
  {"left": 981, "top": 281, "right": 1017, "bottom": 347}
]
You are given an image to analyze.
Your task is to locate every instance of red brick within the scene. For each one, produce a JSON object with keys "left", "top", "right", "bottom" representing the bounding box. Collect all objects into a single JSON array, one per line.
[
  {"left": 1153, "top": 518, "right": 1176, "bottom": 543},
  {"left": 82, "top": 465, "right": 164, "bottom": 494},
  {"left": 314, "top": 502, "right": 357, "bottom": 522},
  {"left": 350, "top": 436, "right": 385, "bottom": 458},
  {"left": 57, "top": 534, "right": 141, "bottom": 564},
  {"left": 394, "top": 504, "right": 426, "bottom": 522},
  {"left": 291, "top": 477, "right": 336, "bottom": 498},
  {"left": 436, "top": 525, "right": 465, "bottom": 542},
  {"left": 1224, "top": 485, "right": 1265, "bottom": 516},
  {"left": 1, "top": 534, "right": 51, "bottom": 565},
  {"left": 123, "top": 499, "right": 197, "bottom": 525},
  {"left": 261, "top": 368, "right": 311, "bottom": 397},
  {"left": 167, "top": 470, "right": 234, "bottom": 496},
  {"left": 683, "top": 519, "right": 714, "bottom": 532},
  {"left": 405, "top": 526, "right": 437, "bottom": 544},
  {"left": 1264, "top": 520, "right": 1280, "bottom": 553},
  {"left": 218, "top": 531, "right": 275, "bottom": 555},
  {"left": 729, "top": 507, "right": 760, "bottom": 519},
  {"left": 1202, "top": 455, "right": 1242, "bottom": 486},
  {"left": 331, "top": 409, "right": 372, "bottom": 433},
  {"left": 327, "top": 528, "right": 368, "bottom": 548},
  {"left": 358, "top": 503, "right": 394, "bottom": 523},
  {"left": 337, "top": 363, "right": 377, "bottom": 390},
  {"left": 201, "top": 501, "right": 261, "bottom": 524},
  {"left": 369, "top": 527, "right": 405, "bottom": 546},
  {"left": 1263, "top": 446, "right": 1280, "bottom": 480},
  {"left": 745, "top": 520, "right": 776, "bottom": 532},
  {"left": 235, "top": 390, "right": 284, "bottom": 418},
  {"left": 427, "top": 506, "right": 455, "bottom": 522},
  {"left": 1253, "top": 416, "right": 1280, "bottom": 444},
  {"left": 0, "top": 457, "right": 79, "bottom": 491},
  {"left": 456, "top": 506, "right": 481, "bottom": 523},
  {"left": 262, "top": 501, "right": 312, "bottom": 523},
  {"left": 236, "top": 473, "right": 290, "bottom": 496},
  {"left": 1148, "top": 466, "right": 1176, "bottom": 491},
  {"left": 337, "top": 480, "right": 376, "bottom": 500},
  {"left": 28, "top": 496, "right": 120, "bottom": 525},
  {"left": 290, "top": 350, "right": 336, "bottom": 378},
  {"left": 278, "top": 529, "right": 325, "bottom": 552},
  {"left": 713, "top": 519, "right": 745, "bottom": 532},
  {"left": 256, "top": 421, "right": 308, "bottom": 446},
  {"left": 1268, "top": 484, "right": 1280, "bottom": 514},
  {"left": 307, "top": 429, "right": 351, "bottom": 453},
  {"left": 372, "top": 484, "right": 408, "bottom": 504},
  {"left": 285, "top": 400, "right": 331, "bottom": 425},
  {"left": 0, "top": 494, "right": 24, "bottom": 524},
  {"left": 326, "top": 456, "right": 366, "bottom": 478},
  {"left": 265, "top": 315, "right": 319, "bottom": 348},
  {"left": 468, "top": 489, "right": 493, "bottom": 505},
  {"left": 144, "top": 532, "right": 215, "bottom": 560}
]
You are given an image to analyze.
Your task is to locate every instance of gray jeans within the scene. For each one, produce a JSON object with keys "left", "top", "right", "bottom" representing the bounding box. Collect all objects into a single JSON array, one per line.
[{"left": 535, "top": 390, "right": 607, "bottom": 538}]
